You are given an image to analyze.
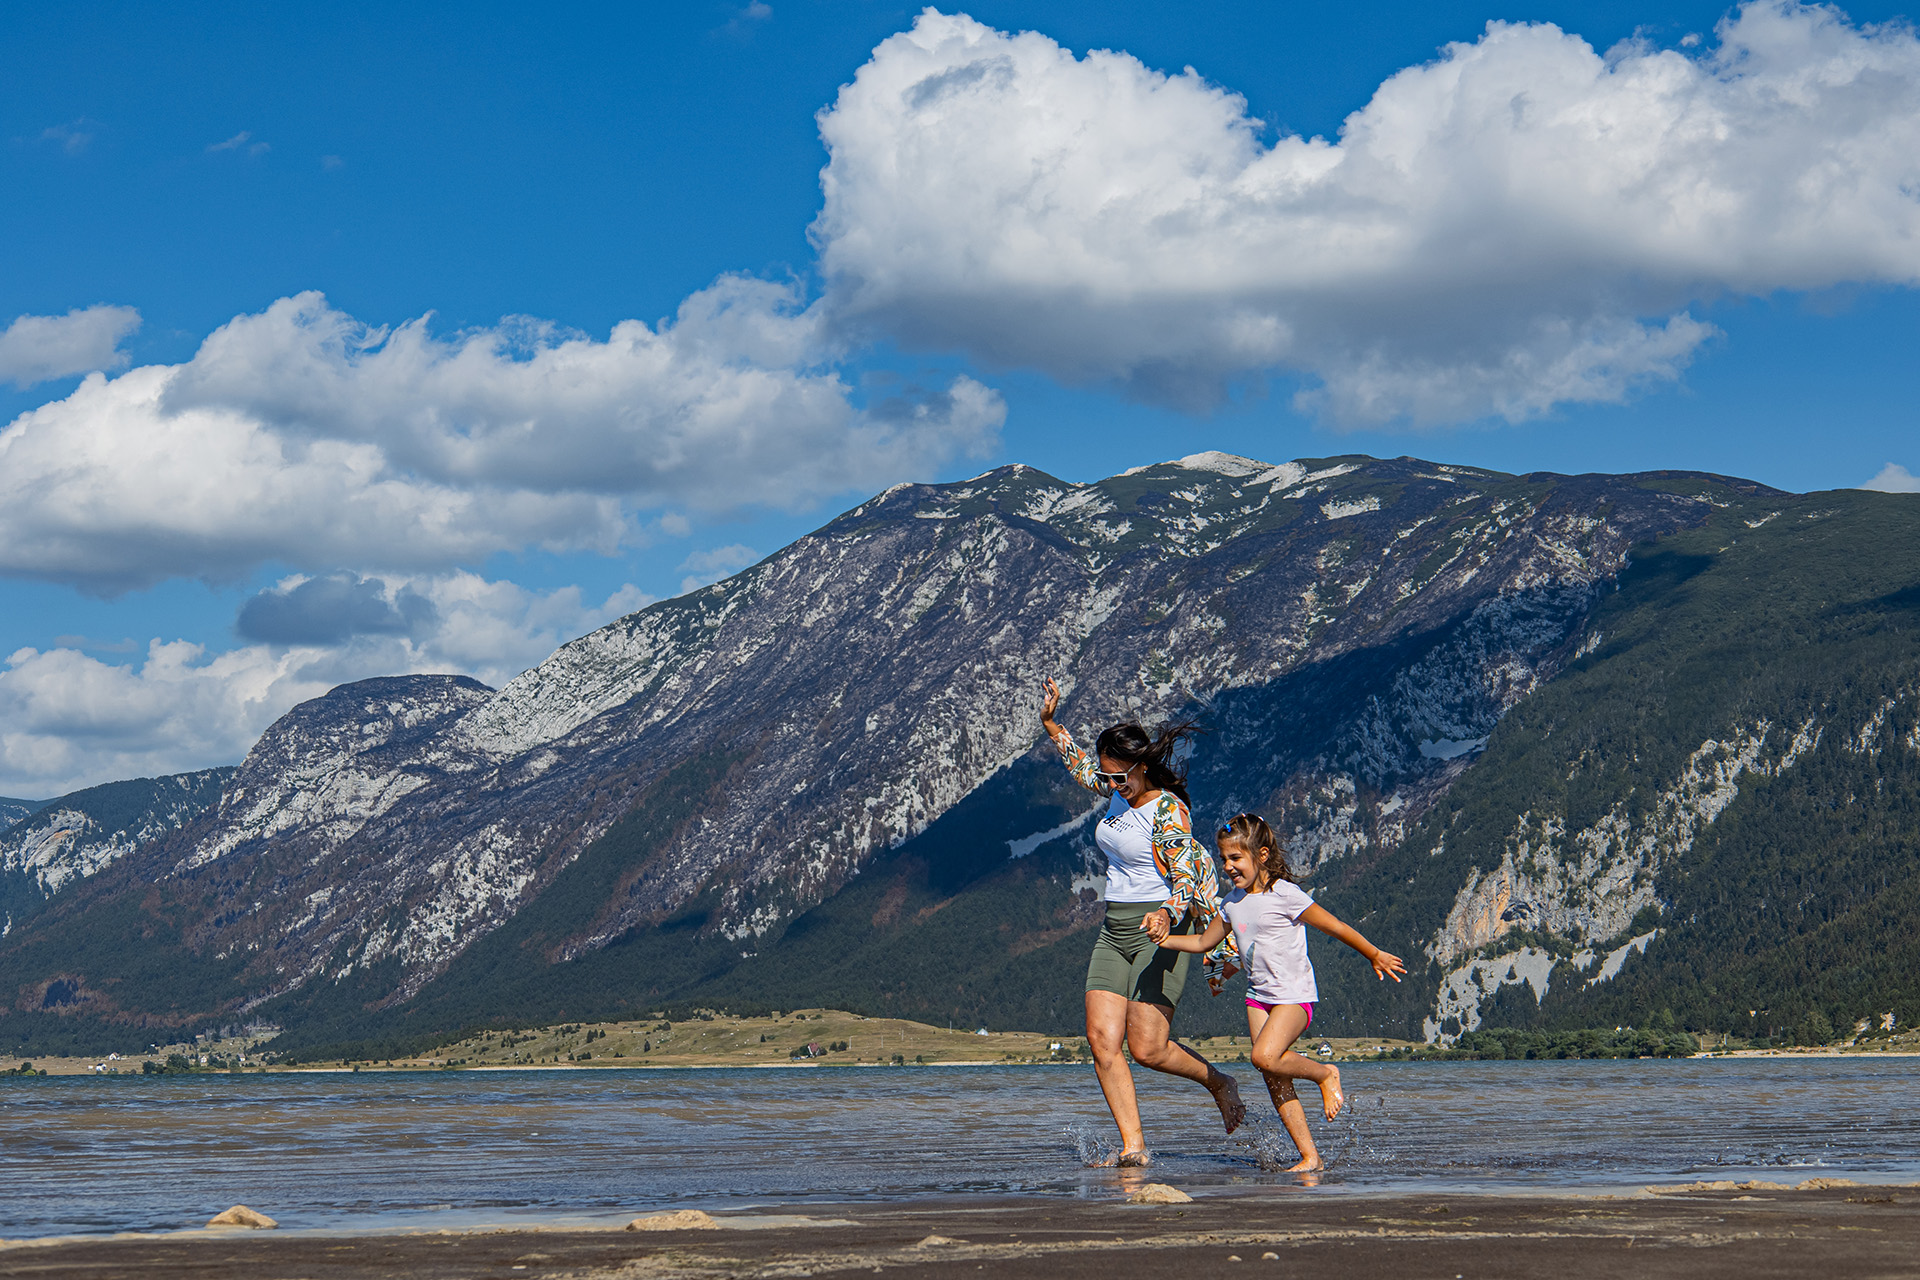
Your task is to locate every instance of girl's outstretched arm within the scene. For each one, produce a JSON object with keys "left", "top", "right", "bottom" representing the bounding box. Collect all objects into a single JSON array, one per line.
[
  {"left": 1156, "top": 917, "right": 1229, "bottom": 954},
  {"left": 1300, "top": 904, "right": 1406, "bottom": 982}
]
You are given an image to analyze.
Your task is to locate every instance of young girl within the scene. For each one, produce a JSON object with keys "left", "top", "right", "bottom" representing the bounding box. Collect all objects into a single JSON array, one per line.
[{"left": 1150, "top": 813, "right": 1406, "bottom": 1171}]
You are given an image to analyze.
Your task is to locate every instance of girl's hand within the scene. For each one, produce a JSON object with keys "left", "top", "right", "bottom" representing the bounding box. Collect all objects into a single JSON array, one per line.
[
  {"left": 1371, "top": 949, "right": 1407, "bottom": 983},
  {"left": 1040, "top": 677, "right": 1062, "bottom": 737},
  {"left": 1141, "top": 908, "right": 1172, "bottom": 943},
  {"left": 1205, "top": 960, "right": 1239, "bottom": 996}
]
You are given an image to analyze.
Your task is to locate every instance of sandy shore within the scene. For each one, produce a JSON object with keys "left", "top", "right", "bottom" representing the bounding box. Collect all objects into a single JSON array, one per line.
[{"left": 4, "top": 1183, "right": 1915, "bottom": 1279}]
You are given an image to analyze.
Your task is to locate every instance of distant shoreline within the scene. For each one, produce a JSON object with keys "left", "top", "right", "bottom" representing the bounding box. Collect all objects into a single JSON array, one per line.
[
  {"left": 12, "top": 1049, "right": 1920, "bottom": 1079},
  {"left": 7, "top": 1005, "right": 1910, "bottom": 1077}
]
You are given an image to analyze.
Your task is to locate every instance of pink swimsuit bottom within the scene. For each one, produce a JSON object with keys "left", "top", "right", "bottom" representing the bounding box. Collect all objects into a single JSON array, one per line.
[{"left": 1245, "top": 997, "right": 1313, "bottom": 1028}]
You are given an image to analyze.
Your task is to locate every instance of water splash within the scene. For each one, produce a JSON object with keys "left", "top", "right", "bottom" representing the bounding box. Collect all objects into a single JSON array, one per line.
[
  {"left": 1065, "top": 1123, "right": 1116, "bottom": 1168},
  {"left": 1222, "top": 1088, "right": 1401, "bottom": 1173},
  {"left": 1324, "top": 1091, "right": 1398, "bottom": 1168},
  {"left": 1229, "top": 1117, "right": 1301, "bottom": 1172}
]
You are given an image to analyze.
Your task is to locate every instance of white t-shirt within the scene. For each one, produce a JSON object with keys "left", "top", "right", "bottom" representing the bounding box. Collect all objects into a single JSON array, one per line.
[
  {"left": 1220, "top": 881, "right": 1318, "bottom": 1005},
  {"left": 1095, "top": 793, "right": 1170, "bottom": 903}
]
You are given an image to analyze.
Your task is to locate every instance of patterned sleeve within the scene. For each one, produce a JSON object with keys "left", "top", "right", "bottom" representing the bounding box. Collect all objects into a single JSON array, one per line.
[
  {"left": 1050, "top": 728, "right": 1113, "bottom": 796},
  {"left": 1152, "top": 795, "right": 1221, "bottom": 928},
  {"left": 1150, "top": 796, "right": 1240, "bottom": 987}
]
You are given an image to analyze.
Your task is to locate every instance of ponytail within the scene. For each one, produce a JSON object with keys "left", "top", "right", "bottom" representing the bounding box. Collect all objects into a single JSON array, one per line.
[
  {"left": 1094, "top": 719, "right": 1205, "bottom": 807},
  {"left": 1216, "top": 812, "right": 1295, "bottom": 885}
]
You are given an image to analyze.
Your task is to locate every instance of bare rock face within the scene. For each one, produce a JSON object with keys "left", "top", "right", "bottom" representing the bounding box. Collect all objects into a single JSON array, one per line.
[
  {"left": 174, "top": 675, "right": 495, "bottom": 875},
  {"left": 14, "top": 454, "right": 1747, "bottom": 1026}
]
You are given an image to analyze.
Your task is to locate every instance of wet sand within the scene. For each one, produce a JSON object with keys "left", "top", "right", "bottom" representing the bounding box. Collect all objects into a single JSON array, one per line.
[{"left": 4, "top": 1184, "right": 1914, "bottom": 1279}]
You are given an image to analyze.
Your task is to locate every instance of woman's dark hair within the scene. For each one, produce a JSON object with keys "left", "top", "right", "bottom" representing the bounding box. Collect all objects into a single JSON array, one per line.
[
  {"left": 1216, "top": 812, "right": 1295, "bottom": 885},
  {"left": 1094, "top": 720, "right": 1203, "bottom": 807}
]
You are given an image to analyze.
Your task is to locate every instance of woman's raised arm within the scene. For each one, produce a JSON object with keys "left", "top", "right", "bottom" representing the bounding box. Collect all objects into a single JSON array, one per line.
[{"left": 1041, "top": 677, "right": 1107, "bottom": 794}]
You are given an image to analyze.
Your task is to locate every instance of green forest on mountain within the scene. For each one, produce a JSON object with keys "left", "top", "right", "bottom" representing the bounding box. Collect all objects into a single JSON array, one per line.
[
  {"left": 277, "top": 483, "right": 1920, "bottom": 1060},
  {"left": 3, "top": 481, "right": 1918, "bottom": 1061}
]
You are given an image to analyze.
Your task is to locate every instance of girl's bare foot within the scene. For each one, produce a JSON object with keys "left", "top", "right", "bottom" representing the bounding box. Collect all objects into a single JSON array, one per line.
[
  {"left": 1318, "top": 1065, "right": 1345, "bottom": 1120},
  {"left": 1286, "top": 1155, "right": 1324, "bottom": 1172},
  {"left": 1209, "top": 1069, "right": 1247, "bottom": 1134},
  {"left": 1116, "top": 1148, "right": 1151, "bottom": 1168}
]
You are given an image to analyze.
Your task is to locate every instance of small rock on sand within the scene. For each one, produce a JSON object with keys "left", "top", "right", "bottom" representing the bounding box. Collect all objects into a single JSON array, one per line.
[
  {"left": 205, "top": 1206, "right": 277, "bottom": 1229},
  {"left": 625, "top": 1209, "right": 719, "bottom": 1232},
  {"left": 915, "top": 1235, "right": 965, "bottom": 1247},
  {"left": 1128, "top": 1184, "right": 1193, "bottom": 1205}
]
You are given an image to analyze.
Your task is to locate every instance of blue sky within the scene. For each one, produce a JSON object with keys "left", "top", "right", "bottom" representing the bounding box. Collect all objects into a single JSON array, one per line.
[{"left": 2, "top": 0, "right": 1917, "bottom": 794}]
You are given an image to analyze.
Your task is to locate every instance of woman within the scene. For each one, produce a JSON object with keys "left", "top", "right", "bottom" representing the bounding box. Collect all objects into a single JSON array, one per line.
[{"left": 1040, "top": 677, "right": 1245, "bottom": 1166}]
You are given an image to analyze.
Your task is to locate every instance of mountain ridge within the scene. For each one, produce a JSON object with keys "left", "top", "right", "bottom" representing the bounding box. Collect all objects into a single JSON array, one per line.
[{"left": 15, "top": 451, "right": 1913, "bottom": 1058}]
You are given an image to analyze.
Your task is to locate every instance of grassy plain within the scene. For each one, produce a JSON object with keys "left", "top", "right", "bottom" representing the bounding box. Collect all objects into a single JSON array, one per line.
[
  {"left": 1, "top": 1009, "right": 1423, "bottom": 1073},
  {"left": 10, "top": 1009, "right": 1915, "bottom": 1076},
  {"left": 329, "top": 1010, "right": 1421, "bottom": 1070}
]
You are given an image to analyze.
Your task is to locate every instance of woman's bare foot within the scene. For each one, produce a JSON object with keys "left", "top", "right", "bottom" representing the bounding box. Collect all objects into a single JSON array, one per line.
[
  {"left": 1208, "top": 1069, "right": 1247, "bottom": 1134},
  {"left": 1286, "top": 1155, "right": 1325, "bottom": 1172},
  {"left": 1317, "top": 1065, "right": 1345, "bottom": 1120},
  {"left": 1115, "top": 1148, "right": 1151, "bottom": 1168}
]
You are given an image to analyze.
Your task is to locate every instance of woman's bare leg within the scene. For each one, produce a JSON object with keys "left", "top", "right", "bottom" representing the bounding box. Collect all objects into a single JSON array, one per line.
[
  {"left": 1085, "top": 990, "right": 1148, "bottom": 1163},
  {"left": 1249, "top": 1004, "right": 1345, "bottom": 1120},
  {"left": 1125, "top": 999, "right": 1247, "bottom": 1134},
  {"left": 1247, "top": 1005, "right": 1321, "bottom": 1170}
]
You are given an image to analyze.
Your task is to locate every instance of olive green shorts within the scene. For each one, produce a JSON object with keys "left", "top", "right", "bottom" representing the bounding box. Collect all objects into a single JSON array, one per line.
[{"left": 1085, "top": 899, "right": 1193, "bottom": 1008}]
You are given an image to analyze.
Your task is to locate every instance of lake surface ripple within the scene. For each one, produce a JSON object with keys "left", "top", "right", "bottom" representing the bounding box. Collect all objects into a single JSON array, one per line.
[{"left": 5, "top": 1058, "right": 1916, "bottom": 1237}]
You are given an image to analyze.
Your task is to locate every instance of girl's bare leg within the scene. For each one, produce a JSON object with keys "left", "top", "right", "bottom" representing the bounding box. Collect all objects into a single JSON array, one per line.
[
  {"left": 1250, "top": 1004, "right": 1345, "bottom": 1120},
  {"left": 1247, "top": 1005, "right": 1321, "bottom": 1170},
  {"left": 1085, "top": 990, "right": 1149, "bottom": 1163},
  {"left": 1125, "top": 998, "right": 1246, "bottom": 1134}
]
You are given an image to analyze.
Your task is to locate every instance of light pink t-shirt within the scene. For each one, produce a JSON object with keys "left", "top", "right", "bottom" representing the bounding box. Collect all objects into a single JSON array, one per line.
[{"left": 1220, "top": 881, "right": 1318, "bottom": 1005}]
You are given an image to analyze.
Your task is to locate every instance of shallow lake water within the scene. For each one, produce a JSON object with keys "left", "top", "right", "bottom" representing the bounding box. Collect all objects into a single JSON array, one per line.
[{"left": 4, "top": 1057, "right": 1917, "bottom": 1237}]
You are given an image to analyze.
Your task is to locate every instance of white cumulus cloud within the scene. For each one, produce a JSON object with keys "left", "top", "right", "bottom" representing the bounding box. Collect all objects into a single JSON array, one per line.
[
  {"left": 814, "top": 2, "right": 1920, "bottom": 424},
  {"left": 0, "top": 572, "right": 653, "bottom": 796},
  {"left": 0, "top": 279, "right": 1002, "bottom": 592},
  {"left": 0, "top": 305, "right": 141, "bottom": 388},
  {"left": 1862, "top": 462, "right": 1920, "bottom": 492}
]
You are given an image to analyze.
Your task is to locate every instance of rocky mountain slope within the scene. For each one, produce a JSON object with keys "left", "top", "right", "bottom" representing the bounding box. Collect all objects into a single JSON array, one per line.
[
  {"left": 0, "top": 770, "right": 232, "bottom": 939},
  {"left": 1304, "top": 489, "right": 1920, "bottom": 1047},
  {"left": 13, "top": 451, "right": 1908, "bottom": 1055},
  {"left": 0, "top": 798, "right": 45, "bottom": 831}
]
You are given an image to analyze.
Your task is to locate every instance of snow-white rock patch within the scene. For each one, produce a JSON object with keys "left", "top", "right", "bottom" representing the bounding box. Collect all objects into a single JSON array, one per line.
[{"left": 1322, "top": 496, "right": 1382, "bottom": 520}]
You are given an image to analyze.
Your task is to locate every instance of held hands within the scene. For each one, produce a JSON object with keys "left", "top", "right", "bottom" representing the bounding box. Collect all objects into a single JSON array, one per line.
[
  {"left": 1205, "top": 959, "right": 1240, "bottom": 997},
  {"left": 1140, "top": 908, "right": 1172, "bottom": 944},
  {"left": 1370, "top": 949, "right": 1408, "bottom": 983}
]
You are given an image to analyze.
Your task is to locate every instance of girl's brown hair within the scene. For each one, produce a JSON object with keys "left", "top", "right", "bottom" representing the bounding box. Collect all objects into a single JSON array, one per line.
[{"left": 1215, "top": 812, "right": 1296, "bottom": 886}]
